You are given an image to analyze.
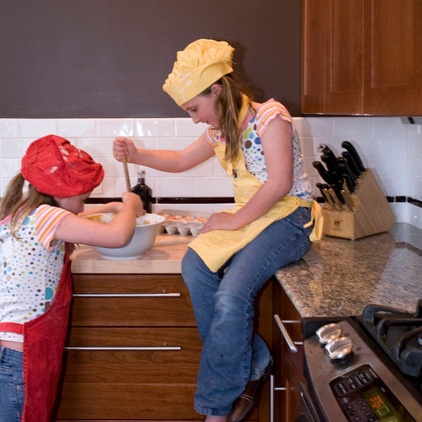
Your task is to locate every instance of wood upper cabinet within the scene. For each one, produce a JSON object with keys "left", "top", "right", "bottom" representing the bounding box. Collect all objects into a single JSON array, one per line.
[{"left": 302, "top": 0, "right": 422, "bottom": 115}]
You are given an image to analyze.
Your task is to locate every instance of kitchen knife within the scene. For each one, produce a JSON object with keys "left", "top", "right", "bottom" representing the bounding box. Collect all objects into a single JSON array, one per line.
[
  {"left": 321, "top": 153, "right": 340, "bottom": 176},
  {"left": 318, "top": 144, "right": 337, "bottom": 165},
  {"left": 341, "top": 189, "right": 354, "bottom": 211},
  {"left": 341, "top": 151, "right": 362, "bottom": 178},
  {"left": 316, "top": 182, "right": 334, "bottom": 208},
  {"left": 341, "top": 141, "right": 365, "bottom": 173},
  {"left": 318, "top": 183, "right": 338, "bottom": 209},
  {"left": 327, "top": 186, "right": 344, "bottom": 209},
  {"left": 336, "top": 158, "right": 356, "bottom": 192},
  {"left": 312, "top": 161, "right": 336, "bottom": 185}
]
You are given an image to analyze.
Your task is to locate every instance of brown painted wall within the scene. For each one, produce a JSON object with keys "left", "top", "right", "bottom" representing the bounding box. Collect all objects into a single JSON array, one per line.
[{"left": 0, "top": 0, "right": 301, "bottom": 117}]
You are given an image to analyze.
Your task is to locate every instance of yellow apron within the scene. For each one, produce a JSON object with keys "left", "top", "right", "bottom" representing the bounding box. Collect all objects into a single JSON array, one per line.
[{"left": 189, "top": 143, "right": 323, "bottom": 272}]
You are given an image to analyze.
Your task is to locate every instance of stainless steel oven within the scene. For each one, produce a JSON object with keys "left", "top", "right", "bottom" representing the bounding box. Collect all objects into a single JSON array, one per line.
[
  {"left": 302, "top": 302, "right": 422, "bottom": 422},
  {"left": 298, "top": 381, "right": 323, "bottom": 422}
]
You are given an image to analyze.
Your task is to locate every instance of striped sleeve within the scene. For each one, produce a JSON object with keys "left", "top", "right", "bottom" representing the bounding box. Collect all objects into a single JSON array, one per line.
[
  {"left": 34, "top": 205, "right": 72, "bottom": 250},
  {"left": 256, "top": 100, "right": 294, "bottom": 137},
  {"left": 205, "top": 127, "right": 219, "bottom": 147}
]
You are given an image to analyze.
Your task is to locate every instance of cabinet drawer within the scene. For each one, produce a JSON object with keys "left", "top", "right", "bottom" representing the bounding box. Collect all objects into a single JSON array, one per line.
[
  {"left": 71, "top": 274, "right": 196, "bottom": 326},
  {"left": 62, "top": 327, "right": 201, "bottom": 383},
  {"left": 54, "top": 383, "right": 198, "bottom": 420}
]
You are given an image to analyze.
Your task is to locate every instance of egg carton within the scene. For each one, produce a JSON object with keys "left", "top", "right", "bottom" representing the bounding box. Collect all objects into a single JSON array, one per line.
[{"left": 158, "top": 209, "right": 209, "bottom": 236}]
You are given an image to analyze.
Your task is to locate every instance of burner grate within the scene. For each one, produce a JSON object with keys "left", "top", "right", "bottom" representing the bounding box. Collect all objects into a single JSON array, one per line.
[{"left": 360, "top": 301, "right": 422, "bottom": 379}]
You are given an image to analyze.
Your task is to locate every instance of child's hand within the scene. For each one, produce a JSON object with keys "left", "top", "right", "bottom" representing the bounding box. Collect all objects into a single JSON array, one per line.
[
  {"left": 122, "top": 192, "right": 145, "bottom": 217},
  {"left": 113, "top": 137, "right": 137, "bottom": 163},
  {"left": 200, "top": 211, "right": 236, "bottom": 233}
]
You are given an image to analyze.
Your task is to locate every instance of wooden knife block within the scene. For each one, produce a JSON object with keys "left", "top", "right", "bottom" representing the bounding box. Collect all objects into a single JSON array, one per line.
[{"left": 321, "top": 169, "right": 395, "bottom": 240}]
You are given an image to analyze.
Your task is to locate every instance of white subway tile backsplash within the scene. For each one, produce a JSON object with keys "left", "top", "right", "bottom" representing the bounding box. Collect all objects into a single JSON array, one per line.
[
  {"left": 135, "top": 119, "right": 175, "bottom": 137},
  {"left": 56, "top": 119, "right": 96, "bottom": 137},
  {"left": 0, "top": 116, "right": 421, "bottom": 229},
  {"left": 299, "top": 136, "right": 314, "bottom": 157},
  {"left": 1, "top": 137, "right": 32, "bottom": 158},
  {"left": 18, "top": 119, "right": 56, "bottom": 138},
  {"left": 175, "top": 118, "right": 208, "bottom": 137},
  {"left": 76, "top": 138, "right": 114, "bottom": 160},
  {"left": 155, "top": 137, "right": 196, "bottom": 151},
  {"left": 193, "top": 176, "right": 234, "bottom": 197},
  {"left": 96, "top": 119, "right": 134, "bottom": 137},
  {"left": 156, "top": 176, "right": 195, "bottom": 197},
  {"left": 371, "top": 117, "right": 407, "bottom": 137},
  {"left": 297, "top": 117, "right": 333, "bottom": 137},
  {"left": 332, "top": 117, "right": 372, "bottom": 138},
  {"left": 0, "top": 119, "right": 18, "bottom": 138},
  {"left": 1, "top": 158, "right": 20, "bottom": 177}
]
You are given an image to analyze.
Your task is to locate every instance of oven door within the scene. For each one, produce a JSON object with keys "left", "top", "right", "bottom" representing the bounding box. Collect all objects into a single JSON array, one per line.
[{"left": 295, "top": 381, "right": 324, "bottom": 422}]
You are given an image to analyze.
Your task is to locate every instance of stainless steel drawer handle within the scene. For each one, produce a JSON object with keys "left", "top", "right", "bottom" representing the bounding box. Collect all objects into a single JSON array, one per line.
[
  {"left": 270, "top": 374, "right": 287, "bottom": 422},
  {"left": 64, "top": 346, "right": 182, "bottom": 351},
  {"left": 273, "top": 314, "right": 303, "bottom": 353},
  {"left": 73, "top": 293, "right": 181, "bottom": 298}
]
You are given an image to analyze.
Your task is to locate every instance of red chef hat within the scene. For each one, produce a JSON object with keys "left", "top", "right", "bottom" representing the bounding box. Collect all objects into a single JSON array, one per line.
[{"left": 21, "top": 134, "right": 104, "bottom": 198}]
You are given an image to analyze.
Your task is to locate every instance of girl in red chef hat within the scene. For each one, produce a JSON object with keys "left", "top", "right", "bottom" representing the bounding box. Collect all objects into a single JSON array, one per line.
[{"left": 0, "top": 134, "right": 144, "bottom": 422}]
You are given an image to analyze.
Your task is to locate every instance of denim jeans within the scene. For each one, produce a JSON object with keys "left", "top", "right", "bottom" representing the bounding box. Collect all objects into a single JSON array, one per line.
[
  {"left": 0, "top": 346, "right": 24, "bottom": 422},
  {"left": 182, "top": 207, "right": 313, "bottom": 416}
]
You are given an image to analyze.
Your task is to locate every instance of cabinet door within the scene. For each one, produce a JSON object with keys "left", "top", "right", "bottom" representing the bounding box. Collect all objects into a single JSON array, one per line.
[
  {"left": 272, "top": 281, "right": 304, "bottom": 422},
  {"left": 301, "top": 0, "right": 325, "bottom": 113},
  {"left": 54, "top": 274, "right": 201, "bottom": 420},
  {"left": 302, "top": 0, "right": 363, "bottom": 114},
  {"left": 70, "top": 274, "right": 197, "bottom": 327},
  {"left": 54, "top": 273, "right": 273, "bottom": 421},
  {"left": 364, "top": 0, "right": 422, "bottom": 115},
  {"left": 324, "top": 0, "right": 364, "bottom": 114},
  {"left": 302, "top": 0, "right": 422, "bottom": 115}
]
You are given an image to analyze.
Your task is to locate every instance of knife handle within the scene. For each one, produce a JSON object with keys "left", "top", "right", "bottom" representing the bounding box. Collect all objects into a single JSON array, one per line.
[
  {"left": 341, "top": 190, "right": 354, "bottom": 211},
  {"left": 327, "top": 188, "right": 343, "bottom": 210},
  {"left": 341, "top": 141, "right": 365, "bottom": 173},
  {"left": 336, "top": 160, "right": 355, "bottom": 193},
  {"left": 341, "top": 151, "right": 361, "bottom": 178},
  {"left": 313, "top": 161, "right": 333, "bottom": 185},
  {"left": 321, "top": 153, "right": 340, "bottom": 175},
  {"left": 318, "top": 144, "right": 337, "bottom": 164},
  {"left": 316, "top": 183, "right": 333, "bottom": 208}
]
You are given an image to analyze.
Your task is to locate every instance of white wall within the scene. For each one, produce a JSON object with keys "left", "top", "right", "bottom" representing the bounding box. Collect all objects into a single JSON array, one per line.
[{"left": 1, "top": 116, "right": 421, "bottom": 228}]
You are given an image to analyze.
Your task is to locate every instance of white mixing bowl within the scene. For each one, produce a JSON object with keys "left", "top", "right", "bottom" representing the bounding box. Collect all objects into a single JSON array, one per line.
[{"left": 87, "top": 213, "right": 165, "bottom": 260}]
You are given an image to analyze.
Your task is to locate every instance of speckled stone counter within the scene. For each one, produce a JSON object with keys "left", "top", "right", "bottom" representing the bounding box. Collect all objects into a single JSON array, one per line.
[
  {"left": 275, "top": 223, "right": 422, "bottom": 319},
  {"left": 72, "top": 223, "right": 422, "bottom": 320}
]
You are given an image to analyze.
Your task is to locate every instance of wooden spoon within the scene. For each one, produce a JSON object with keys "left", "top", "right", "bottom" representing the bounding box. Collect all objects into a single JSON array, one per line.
[{"left": 122, "top": 156, "right": 131, "bottom": 192}]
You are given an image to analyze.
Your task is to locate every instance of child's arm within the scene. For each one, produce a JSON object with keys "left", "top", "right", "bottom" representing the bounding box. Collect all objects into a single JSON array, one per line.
[
  {"left": 78, "top": 201, "right": 133, "bottom": 217},
  {"left": 55, "top": 193, "right": 144, "bottom": 248}
]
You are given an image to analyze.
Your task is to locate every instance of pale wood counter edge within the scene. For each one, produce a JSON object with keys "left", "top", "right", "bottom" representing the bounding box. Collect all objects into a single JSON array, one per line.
[{"left": 71, "top": 234, "right": 191, "bottom": 274}]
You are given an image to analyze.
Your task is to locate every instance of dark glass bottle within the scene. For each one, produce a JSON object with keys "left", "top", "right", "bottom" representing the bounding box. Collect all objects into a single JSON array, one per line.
[{"left": 131, "top": 170, "right": 152, "bottom": 213}]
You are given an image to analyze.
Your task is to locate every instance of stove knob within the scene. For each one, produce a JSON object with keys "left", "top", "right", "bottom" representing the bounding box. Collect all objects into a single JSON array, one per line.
[
  {"left": 325, "top": 336, "right": 353, "bottom": 361},
  {"left": 316, "top": 323, "right": 342, "bottom": 345}
]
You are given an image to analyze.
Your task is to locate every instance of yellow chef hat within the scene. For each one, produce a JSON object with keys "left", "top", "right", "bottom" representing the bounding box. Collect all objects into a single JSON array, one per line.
[{"left": 163, "top": 39, "right": 234, "bottom": 106}]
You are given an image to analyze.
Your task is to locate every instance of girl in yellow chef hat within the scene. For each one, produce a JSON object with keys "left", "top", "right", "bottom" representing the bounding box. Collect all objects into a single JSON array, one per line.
[{"left": 113, "top": 39, "right": 322, "bottom": 422}]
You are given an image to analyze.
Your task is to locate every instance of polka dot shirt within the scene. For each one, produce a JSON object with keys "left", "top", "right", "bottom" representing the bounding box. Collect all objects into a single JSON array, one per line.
[
  {"left": 206, "top": 99, "right": 313, "bottom": 202},
  {"left": 0, "top": 205, "right": 71, "bottom": 342}
]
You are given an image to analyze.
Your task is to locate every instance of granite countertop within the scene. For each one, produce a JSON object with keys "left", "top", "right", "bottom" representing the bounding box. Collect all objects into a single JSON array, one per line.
[
  {"left": 275, "top": 223, "right": 422, "bottom": 319},
  {"left": 71, "top": 223, "right": 422, "bottom": 319}
]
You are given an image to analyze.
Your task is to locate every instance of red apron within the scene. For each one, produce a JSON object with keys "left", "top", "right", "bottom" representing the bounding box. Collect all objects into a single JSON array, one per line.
[{"left": 0, "top": 246, "right": 73, "bottom": 422}]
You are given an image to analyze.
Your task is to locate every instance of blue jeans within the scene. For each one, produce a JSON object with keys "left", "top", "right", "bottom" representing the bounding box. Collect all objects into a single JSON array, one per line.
[
  {"left": 182, "top": 207, "right": 313, "bottom": 416},
  {"left": 0, "top": 346, "right": 24, "bottom": 422}
]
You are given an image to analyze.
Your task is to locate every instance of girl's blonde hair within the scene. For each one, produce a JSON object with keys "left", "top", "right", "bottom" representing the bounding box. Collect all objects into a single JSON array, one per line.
[
  {"left": 0, "top": 173, "right": 57, "bottom": 238},
  {"left": 202, "top": 74, "right": 253, "bottom": 163}
]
